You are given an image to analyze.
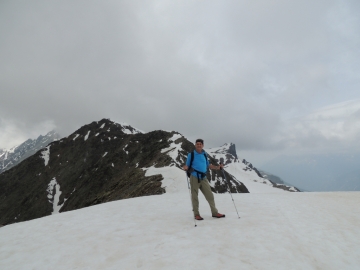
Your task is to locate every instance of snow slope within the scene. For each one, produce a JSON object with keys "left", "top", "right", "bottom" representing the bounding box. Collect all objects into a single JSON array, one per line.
[
  {"left": 0, "top": 190, "right": 359, "bottom": 269},
  {"left": 225, "top": 162, "right": 284, "bottom": 193},
  {"left": 205, "top": 144, "right": 295, "bottom": 193}
]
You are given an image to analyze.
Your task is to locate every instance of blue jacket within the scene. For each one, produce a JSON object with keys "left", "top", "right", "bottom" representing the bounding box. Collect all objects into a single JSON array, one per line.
[{"left": 186, "top": 150, "right": 209, "bottom": 178}]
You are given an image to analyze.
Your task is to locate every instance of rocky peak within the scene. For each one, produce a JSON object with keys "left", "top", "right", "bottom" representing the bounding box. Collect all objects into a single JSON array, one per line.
[
  {"left": 0, "top": 130, "right": 61, "bottom": 174},
  {"left": 206, "top": 143, "right": 239, "bottom": 165},
  {"left": 228, "top": 143, "right": 238, "bottom": 159}
]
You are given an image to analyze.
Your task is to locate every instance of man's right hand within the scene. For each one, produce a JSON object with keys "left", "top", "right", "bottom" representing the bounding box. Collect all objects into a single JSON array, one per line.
[{"left": 183, "top": 165, "right": 188, "bottom": 171}]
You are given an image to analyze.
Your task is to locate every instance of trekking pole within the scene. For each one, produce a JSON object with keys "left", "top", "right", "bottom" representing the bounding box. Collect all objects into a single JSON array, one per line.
[
  {"left": 219, "top": 158, "right": 240, "bottom": 219},
  {"left": 186, "top": 172, "right": 197, "bottom": 227}
]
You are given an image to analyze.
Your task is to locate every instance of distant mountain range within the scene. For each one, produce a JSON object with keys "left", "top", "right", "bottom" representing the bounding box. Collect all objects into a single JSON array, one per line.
[
  {"left": 0, "top": 131, "right": 60, "bottom": 174},
  {"left": 260, "top": 153, "right": 360, "bottom": 192},
  {"left": 258, "top": 170, "right": 306, "bottom": 191},
  {"left": 0, "top": 119, "right": 299, "bottom": 225}
]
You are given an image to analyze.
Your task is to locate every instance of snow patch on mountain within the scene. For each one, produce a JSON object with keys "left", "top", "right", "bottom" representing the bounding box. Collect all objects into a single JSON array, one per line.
[
  {"left": 161, "top": 133, "right": 184, "bottom": 167},
  {"left": 84, "top": 131, "right": 90, "bottom": 141},
  {"left": 123, "top": 144, "right": 128, "bottom": 154},
  {"left": 41, "top": 146, "right": 50, "bottom": 166},
  {"left": 8, "top": 146, "right": 17, "bottom": 154},
  {"left": 46, "top": 177, "right": 65, "bottom": 214},
  {"left": 119, "top": 122, "right": 144, "bottom": 134},
  {"left": 73, "top": 134, "right": 80, "bottom": 141}
]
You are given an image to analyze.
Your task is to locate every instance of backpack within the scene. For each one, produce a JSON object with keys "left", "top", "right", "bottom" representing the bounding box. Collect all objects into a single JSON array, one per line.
[{"left": 186, "top": 150, "right": 208, "bottom": 181}]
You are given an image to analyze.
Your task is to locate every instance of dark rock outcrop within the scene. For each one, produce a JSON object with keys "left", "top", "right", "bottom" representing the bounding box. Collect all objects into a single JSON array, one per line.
[{"left": 228, "top": 143, "right": 238, "bottom": 159}]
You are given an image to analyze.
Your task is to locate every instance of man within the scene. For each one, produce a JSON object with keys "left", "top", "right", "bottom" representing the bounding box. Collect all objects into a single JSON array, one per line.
[{"left": 183, "top": 139, "right": 226, "bottom": 220}]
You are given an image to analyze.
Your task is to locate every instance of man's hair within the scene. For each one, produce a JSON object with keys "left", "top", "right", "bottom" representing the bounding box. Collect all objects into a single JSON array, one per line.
[{"left": 195, "top": 139, "right": 204, "bottom": 144}]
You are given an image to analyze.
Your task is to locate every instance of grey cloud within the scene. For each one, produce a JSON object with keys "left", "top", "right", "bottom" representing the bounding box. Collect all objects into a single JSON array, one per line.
[{"left": 0, "top": 0, "right": 359, "bottom": 156}]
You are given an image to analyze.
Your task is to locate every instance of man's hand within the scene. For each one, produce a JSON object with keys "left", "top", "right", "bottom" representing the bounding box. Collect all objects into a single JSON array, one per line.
[{"left": 183, "top": 165, "right": 188, "bottom": 171}]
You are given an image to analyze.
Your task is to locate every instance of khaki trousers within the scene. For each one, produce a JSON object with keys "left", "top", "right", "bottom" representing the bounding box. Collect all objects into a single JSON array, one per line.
[{"left": 190, "top": 175, "right": 218, "bottom": 216}]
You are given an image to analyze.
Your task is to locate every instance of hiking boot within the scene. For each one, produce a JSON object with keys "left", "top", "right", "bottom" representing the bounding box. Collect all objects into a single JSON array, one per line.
[
  {"left": 195, "top": 215, "right": 204, "bottom": 220},
  {"left": 212, "top": 213, "right": 225, "bottom": 218}
]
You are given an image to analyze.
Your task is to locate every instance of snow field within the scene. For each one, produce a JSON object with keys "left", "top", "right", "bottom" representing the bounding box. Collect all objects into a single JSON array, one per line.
[{"left": 0, "top": 191, "right": 359, "bottom": 269}]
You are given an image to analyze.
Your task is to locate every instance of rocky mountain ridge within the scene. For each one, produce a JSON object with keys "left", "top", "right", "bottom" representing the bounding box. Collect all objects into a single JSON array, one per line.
[
  {"left": 0, "top": 119, "right": 249, "bottom": 226},
  {"left": 0, "top": 131, "right": 60, "bottom": 175},
  {"left": 205, "top": 143, "right": 300, "bottom": 192}
]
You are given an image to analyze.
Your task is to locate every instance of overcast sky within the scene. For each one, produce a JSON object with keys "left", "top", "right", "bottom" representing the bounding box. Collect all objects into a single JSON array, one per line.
[{"left": 1, "top": 0, "right": 359, "bottom": 165}]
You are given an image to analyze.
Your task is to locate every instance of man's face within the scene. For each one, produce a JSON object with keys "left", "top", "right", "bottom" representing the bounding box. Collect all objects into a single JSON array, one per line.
[{"left": 195, "top": 142, "right": 203, "bottom": 152}]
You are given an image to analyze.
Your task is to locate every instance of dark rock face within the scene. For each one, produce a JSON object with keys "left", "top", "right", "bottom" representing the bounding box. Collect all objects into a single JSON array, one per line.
[
  {"left": 228, "top": 143, "right": 238, "bottom": 159},
  {"left": 208, "top": 168, "right": 249, "bottom": 194},
  {"left": 207, "top": 143, "right": 238, "bottom": 165},
  {"left": 0, "top": 131, "right": 60, "bottom": 174},
  {"left": 0, "top": 119, "right": 248, "bottom": 226}
]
